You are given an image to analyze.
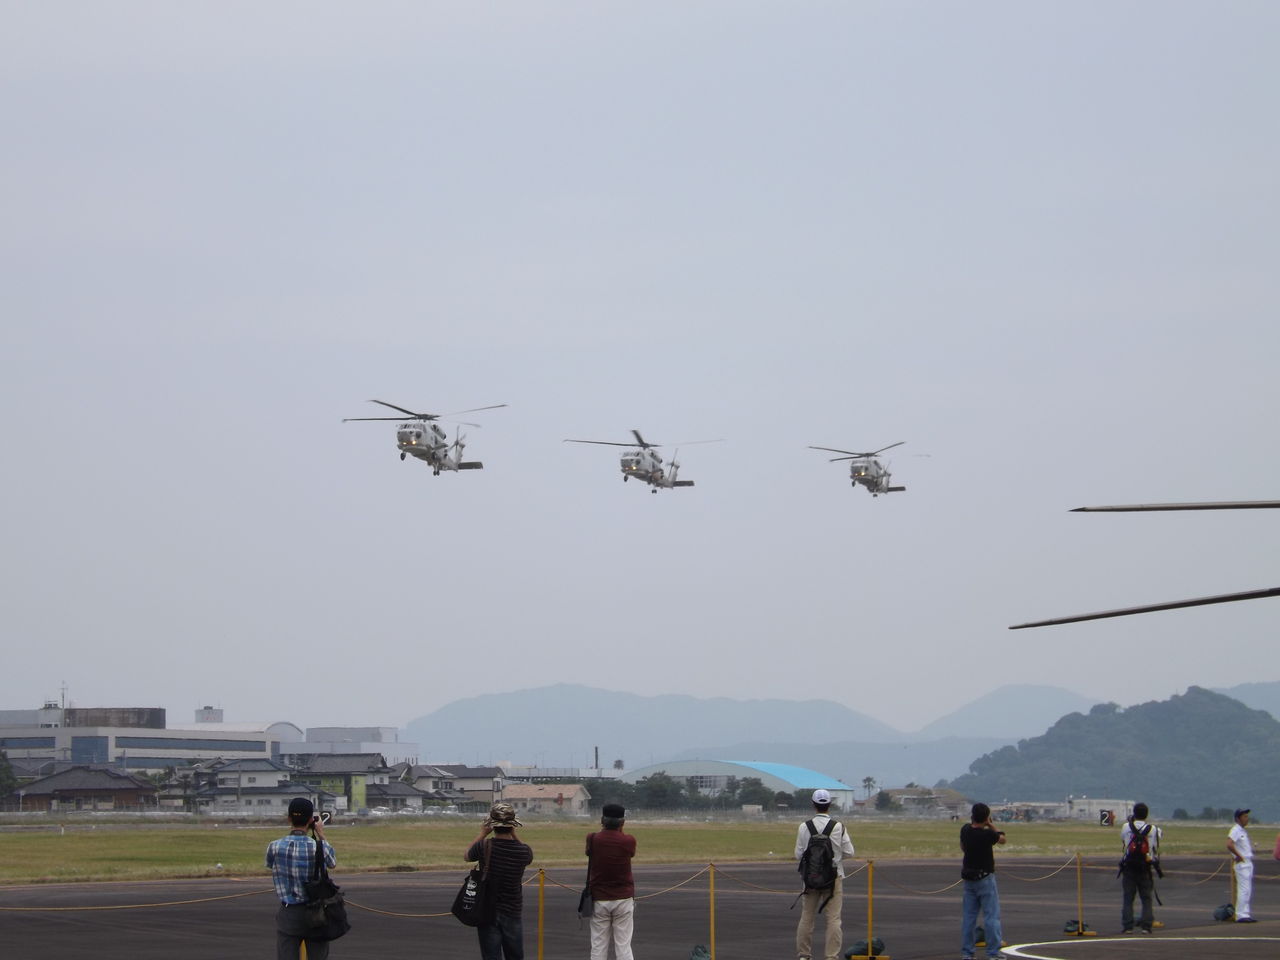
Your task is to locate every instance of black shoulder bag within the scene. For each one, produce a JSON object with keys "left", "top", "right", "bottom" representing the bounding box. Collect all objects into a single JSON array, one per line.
[
  {"left": 452, "top": 838, "right": 492, "bottom": 927},
  {"left": 578, "top": 834, "right": 595, "bottom": 920},
  {"left": 303, "top": 834, "right": 351, "bottom": 941}
]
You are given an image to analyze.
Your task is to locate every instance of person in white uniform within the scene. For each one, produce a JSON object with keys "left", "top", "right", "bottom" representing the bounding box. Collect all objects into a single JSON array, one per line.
[{"left": 1227, "top": 808, "right": 1256, "bottom": 922}]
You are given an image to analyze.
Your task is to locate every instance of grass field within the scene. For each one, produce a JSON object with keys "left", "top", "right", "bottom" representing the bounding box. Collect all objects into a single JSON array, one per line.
[{"left": 0, "top": 817, "right": 1248, "bottom": 885}]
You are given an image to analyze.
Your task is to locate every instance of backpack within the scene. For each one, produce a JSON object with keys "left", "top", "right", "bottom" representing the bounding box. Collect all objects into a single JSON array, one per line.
[
  {"left": 1119, "top": 819, "right": 1153, "bottom": 874},
  {"left": 795, "top": 817, "right": 839, "bottom": 913}
]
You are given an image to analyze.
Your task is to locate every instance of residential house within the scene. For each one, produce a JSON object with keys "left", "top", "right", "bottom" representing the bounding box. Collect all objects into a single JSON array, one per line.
[
  {"left": 17, "top": 766, "right": 157, "bottom": 812},
  {"left": 502, "top": 783, "right": 592, "bottom": 816},
  {"left": 288, "top": 753, "right": 391, "bottom": 813},
  {"left": 429, "top": 765, "right": 506, "bottom": 810},
  {"left": 390, "top": 763, "right": 471, "bottom": 806},
  {"left": 365, "top": 779, "right": 429, "bottom": 812},
  {"left": 185, "top": 757, "right": 333, "bottom": 816}
]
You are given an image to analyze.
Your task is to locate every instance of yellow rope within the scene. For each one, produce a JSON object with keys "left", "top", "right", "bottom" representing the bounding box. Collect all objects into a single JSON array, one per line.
[
  {"left": 635, "top": 865, "right": 712, "bottom": 900},
  {"left": 709, "top": 866, "right": 796, "bottom": 895},
  {"left": 0, "top": 887, "right": 273, "bottom": 912},
  {"left": 876, "top": 873, "right": 963, "bottom": 896},
  {"left": 1001, "top": 856, "right": 1076, "bottom": 882},
  {"left": 343, "top": 897, "right": 450, "bottom": 919}
]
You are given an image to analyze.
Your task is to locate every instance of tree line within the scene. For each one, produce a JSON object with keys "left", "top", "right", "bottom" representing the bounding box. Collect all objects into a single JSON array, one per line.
[{"left": 564, "top": 772, "right": 814, "bottom": 812}]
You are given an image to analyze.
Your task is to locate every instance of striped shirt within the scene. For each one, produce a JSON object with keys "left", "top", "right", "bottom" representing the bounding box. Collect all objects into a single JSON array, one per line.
[
  {"left": 466, "top": 836, "right": 533, "bottom": 917},
  {"left": 266, "top": 832, "right": 337, "bottom": 904}
]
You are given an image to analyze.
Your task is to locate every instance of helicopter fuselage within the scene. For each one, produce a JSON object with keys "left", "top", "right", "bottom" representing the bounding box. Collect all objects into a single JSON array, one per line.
[
  {"left": 848, "top": 458, "right": 904, "bottom": 496},
  {"left": 396, "top": 421, "right": 482, "bottom": 474},
  {"left": 618, "top": 448, "right": 693, "bottom": 491}
]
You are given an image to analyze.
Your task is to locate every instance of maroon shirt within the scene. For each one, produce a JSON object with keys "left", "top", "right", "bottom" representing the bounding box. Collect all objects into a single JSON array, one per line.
[{"left": 586, "top": 828, "right": 636, "bottom": 900}]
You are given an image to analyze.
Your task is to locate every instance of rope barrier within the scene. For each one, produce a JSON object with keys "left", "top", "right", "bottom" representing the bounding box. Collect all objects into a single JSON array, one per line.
[
  {"left": 635, "top": 864, "right": 711, "bottom": 900},
  {"left": 0, "top": 887, "right": 273, "bottom": 911},
  {"left": 1001, "top": 855, "right": 1076, "bottom": 882},
  {"left": 0, "top": 854, "right": 1257, "bottom": 920},
  {"left": 343, "top": 898, "right": 450, "bottom": 919},
  {"left": 710, "top": 865, "right": 796, "bottom": 895},
  {"left": 877, "top": 872, "right": 963, "bottom": 896}
]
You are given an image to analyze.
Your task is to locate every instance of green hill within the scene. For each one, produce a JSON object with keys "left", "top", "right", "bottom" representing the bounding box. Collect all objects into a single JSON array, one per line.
[{"left": 945, "top": 686, "right": 1280, "bottom": 821}]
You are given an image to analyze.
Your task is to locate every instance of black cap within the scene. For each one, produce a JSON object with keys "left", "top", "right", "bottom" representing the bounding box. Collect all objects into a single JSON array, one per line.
[
  {"left": 1234, "top": 808, "right": 1251, "bottom": 819},
  {"left": 602, "top": 803, "right": 626, "bottom": 819},
  {"left": 288, "top": 797, "right": 315, "bottom": 821}
]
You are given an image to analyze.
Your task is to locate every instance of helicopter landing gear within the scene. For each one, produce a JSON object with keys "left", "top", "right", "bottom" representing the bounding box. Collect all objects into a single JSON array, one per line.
[
  {"left": 651, "top": 488, "right": 658, "bottom": 494},
  {"left": 623, "top": 475, "right": 628, "bottom": 482},
  {"left": 400, "top": 452, "right": 407, "bottom": 461}
]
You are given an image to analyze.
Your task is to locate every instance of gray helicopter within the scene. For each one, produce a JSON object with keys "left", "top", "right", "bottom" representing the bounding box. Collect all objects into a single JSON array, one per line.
[
  {"left": 343, "top": 400, "right": 506, "bottom": 475},
  {"left": 1010, "top": 499, "right": 1280, "bottom": 629},
  {"left": 563, "top": 430, "right": 722, "bottom": 493},
  {"left": 809, "top": 442, "right": 907, "bottom": 495}
]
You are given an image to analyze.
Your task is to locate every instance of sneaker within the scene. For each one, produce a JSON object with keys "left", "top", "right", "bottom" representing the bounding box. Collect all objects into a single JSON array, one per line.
[
  {"left": 1236, "top": 917, "right": 1257, "bottom": 923},
  {"left": 1121, "top": 929, "right": 1133, "bottom": 935},
  {"left": 1140, "top": 928, "right": 1152, "bottom": 934}
]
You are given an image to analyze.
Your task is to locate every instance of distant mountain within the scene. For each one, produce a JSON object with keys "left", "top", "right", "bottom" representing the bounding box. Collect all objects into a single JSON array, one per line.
[
  {"left": 1214, "top": 681, "right": 1280, "bottom": 721},
  {"left": 405, "top": 684, "right": 904, "bottom": 768},
  {"left": 911, "top": 685, "right": 1099, "bottom": 741},
  {"left": 946, "top": 686, "right": 1280, "bottom": 820}
]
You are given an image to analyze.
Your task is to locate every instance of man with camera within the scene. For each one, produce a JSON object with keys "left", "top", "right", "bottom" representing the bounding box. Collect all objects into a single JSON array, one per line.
[
  {"left": 960, "top": 802, "right": 1007, "bottom": 960},
  {"left": 266, "top": 797, "right": 337, "bottom": 959}
]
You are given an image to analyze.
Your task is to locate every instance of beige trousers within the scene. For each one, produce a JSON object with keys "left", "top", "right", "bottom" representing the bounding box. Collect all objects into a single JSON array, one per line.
[{"left": 796, "top": 874, "right": 844, "bottom": 960}]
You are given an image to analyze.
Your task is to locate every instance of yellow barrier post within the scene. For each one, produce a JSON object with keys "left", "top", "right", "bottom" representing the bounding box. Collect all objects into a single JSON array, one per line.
[
  {"left": 1070, "top": 852, "right": 1097, "bottom": 936},
  {"left": 709, "top": 862, "right": 717, "bottom": 960},
  {"left": 538, "top": 868, "right": 546, "bottom": 960}
]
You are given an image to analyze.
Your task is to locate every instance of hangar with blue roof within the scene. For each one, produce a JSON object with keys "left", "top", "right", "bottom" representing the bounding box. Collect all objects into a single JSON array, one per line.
[{"left": 619, "top": 759, "right": 856, "bottom": 810}]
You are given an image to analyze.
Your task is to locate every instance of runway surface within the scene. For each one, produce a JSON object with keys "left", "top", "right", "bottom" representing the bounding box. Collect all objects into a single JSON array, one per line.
[{"left": 2, "top": 856, "right": 1276, "bottom": 959}]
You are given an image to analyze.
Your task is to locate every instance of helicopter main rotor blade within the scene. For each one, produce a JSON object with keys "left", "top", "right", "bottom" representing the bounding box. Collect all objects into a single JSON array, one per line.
[
  {"left": 342, "top": 416, "right": 409, "bottom": 422},
  {"left": 1010, "top": 586, "right": 1280, "bottom": 630},
  {"left": 871, "top": 441, "right": 906, "bottom": 456},
  {"left": 369, "top": 399, "right": 435, "bottom": 419},
  {"left": 444, "top": 404, "right": 508, "bottom": 417},
  {"left": 1071, "top": 501, "right": 1280, "bottom": 512},
  {"left": 827, "top": 456, "right": 856, "bottom": 462},
  {"left": 809, "top": 446, "right": 865, "bottom": 457},
  {"left": 563, "top": 439, "right": 639, "bottom": 447}
]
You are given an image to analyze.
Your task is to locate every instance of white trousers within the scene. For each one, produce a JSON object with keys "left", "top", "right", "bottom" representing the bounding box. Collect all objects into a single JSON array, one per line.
[
  {"left": 590, "top": 897, "right": 635, "bottom": 960},
  {"left": 1233, "top": 859, "right": 1254, "bottom": 919}
]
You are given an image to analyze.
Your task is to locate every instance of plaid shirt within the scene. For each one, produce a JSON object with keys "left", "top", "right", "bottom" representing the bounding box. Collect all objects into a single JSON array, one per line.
[{"left": 266, "top": 832, "right": 337, "bottom": 904}]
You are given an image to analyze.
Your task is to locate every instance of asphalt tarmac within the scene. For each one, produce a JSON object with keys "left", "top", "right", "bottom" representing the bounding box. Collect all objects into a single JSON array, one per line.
[{"left": 1, "top": 856, "right": 1277, "bottom": 959}]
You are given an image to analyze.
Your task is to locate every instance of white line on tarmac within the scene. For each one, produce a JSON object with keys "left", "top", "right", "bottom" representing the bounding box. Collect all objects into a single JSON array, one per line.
[{"left": 1005, "top": 938, "right": 1280, "bottom": 960}]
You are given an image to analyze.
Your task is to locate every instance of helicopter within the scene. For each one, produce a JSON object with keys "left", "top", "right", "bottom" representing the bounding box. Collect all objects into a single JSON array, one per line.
[
  {"left": 342, "top": 400, "right": 507, "bottom": 475},
  {"left": 809, "top": 442, "right": 907, "bottom": 495},
  {"left": 1009, "top": 499, "right": 1280, "bottom": 629},
  {"left": 563, "top": 430, "right": 721, "bottom": 493}
]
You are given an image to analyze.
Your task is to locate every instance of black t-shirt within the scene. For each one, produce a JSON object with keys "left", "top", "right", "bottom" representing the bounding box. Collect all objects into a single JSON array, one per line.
[
  {"left": 467, "top": 836, "right": 534, "bottom": 917},
  {"left": 960, "top": 823, "right": 1002, "bottom": 877}
]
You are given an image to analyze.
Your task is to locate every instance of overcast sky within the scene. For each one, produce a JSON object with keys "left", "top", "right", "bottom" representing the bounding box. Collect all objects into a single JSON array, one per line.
[{"left": 3, "top": 2, "right": 1277, "bottom": 738}]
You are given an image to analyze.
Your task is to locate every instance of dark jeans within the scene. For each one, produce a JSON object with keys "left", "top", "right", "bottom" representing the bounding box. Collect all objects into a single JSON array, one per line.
[
  {"left": 477, "top": 910, "right": 524, "bottom": 960},
  {"left": 1121, "top": 867, "right": 1154, "bottom": 931},
  {"left": 276, "top": 902, "right": 330, "bottom": 960}
]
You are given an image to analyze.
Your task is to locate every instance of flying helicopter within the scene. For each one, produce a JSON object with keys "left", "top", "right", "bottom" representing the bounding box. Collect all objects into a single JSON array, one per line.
[
  {"left": 1009, "top": 499, "right": 1280, "bottom": 629},
  {"left": 808, "top": 442, "right": 907, "bottom": 495},
  {"left": 563, "top": 430, "right": 722, "bottom": 493},
  {"left": 342, "top": 400, "right": 507, "bottom": 475}
]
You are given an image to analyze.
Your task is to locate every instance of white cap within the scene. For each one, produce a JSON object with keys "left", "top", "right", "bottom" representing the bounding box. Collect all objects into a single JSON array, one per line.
[{"left": 812, "top": 789, "right": 832, "bottom": 804}]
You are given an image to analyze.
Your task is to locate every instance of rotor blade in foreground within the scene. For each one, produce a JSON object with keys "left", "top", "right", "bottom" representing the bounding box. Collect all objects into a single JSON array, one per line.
[
  {"left": 1072, "top": 501, "right": 1280, "bottom": 512},
  {"left": 1009, "top": 586, "right": 1280, "bottom": 630},
  {"left": 369, "top": 399, "right": 430, "bottom": 418},
  {"left": 563, "top": 439, "right": 635, "bottom": 447}
]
